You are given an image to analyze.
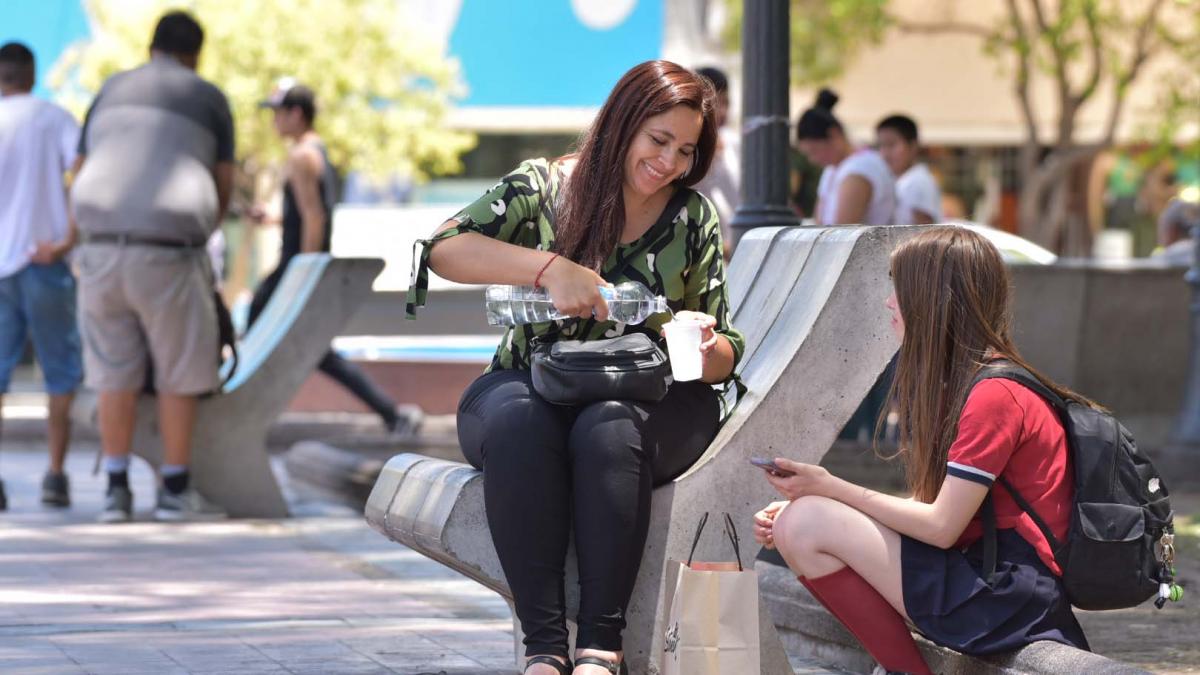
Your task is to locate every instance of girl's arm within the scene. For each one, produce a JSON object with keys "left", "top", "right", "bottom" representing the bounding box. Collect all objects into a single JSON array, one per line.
[{"left": 766, "top": 459, "right": 988, "bottom": 549}]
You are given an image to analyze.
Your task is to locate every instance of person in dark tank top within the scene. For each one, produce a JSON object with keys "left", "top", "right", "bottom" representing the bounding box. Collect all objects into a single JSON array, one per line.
[{"left": 248, "top": 81, "right": 419, "bottom": 435}]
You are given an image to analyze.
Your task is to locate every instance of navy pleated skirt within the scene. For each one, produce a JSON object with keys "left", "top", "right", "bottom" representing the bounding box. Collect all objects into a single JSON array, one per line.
[{"left": 901, "top": 529, "right": 1090, "bottom": 655}]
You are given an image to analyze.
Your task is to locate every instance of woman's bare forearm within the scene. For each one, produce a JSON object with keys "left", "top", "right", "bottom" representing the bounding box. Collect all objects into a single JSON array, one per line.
[
  {"left": 427, "top": 221, "right": 554, "bottom": 286},
  {"left": 702, "top": 335, "right": 735, "bottom": 383}
]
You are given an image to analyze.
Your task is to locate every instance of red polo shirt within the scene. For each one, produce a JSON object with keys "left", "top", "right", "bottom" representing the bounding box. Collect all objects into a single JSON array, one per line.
[{"left": 945, "top": 378, "right": 1073, "bottom": 575}]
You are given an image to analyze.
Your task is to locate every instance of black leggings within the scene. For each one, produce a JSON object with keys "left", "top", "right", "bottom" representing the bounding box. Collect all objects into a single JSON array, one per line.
[
  {"left": 248, "top": 264, "right": 398, "bottom": 427},
  {"left": 457, "top": 369, "right": 720, "bottom": 658}
]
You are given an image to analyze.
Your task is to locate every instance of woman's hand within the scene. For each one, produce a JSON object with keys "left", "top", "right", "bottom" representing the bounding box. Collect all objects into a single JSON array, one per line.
[
  {"left": 666, "top": 310, "right": 718, "bottom": 357},
  {"left": 764, "top": 458, "right": 833, "bottom": 501},
  {"left": 752, "top": 500, "right": 790, "bottom": 549},
  {"left": 540, "top": 255, "right": 610, "bottom": 321}
]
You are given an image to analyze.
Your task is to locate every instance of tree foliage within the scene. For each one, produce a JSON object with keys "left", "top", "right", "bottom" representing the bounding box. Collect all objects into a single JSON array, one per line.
[
  {"left": 52, "top": 0, "right": 475, "bottom": 193},
  {"left": 722, "top": 0, "right": 891, "bottom": 85}
]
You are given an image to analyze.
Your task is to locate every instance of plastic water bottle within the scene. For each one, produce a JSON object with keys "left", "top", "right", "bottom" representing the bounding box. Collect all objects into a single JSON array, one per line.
[{"left": 485, "top": 281, "right": 669, "bottom": 326}]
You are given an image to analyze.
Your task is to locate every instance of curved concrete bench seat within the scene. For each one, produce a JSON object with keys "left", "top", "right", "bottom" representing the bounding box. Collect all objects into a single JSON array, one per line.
[
  {"left": 73, "top": 254, "right": 385, "bottom": 518},
  {"left": 367, "top": 226, "right": 928, "bottom": 673},
  {"left": 758, "top": 561, "right": 1148, "bottom": 675}
]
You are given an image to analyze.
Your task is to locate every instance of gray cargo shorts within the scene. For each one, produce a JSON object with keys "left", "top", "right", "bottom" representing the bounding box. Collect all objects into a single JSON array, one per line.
[{"left": 76, "top": 243, "right": 219, "bottom": 395}]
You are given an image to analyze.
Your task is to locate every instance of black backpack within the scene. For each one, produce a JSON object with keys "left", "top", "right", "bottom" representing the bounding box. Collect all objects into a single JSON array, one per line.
[{"left": 975, "top": 362, "right": 1177, "bottom": 611}]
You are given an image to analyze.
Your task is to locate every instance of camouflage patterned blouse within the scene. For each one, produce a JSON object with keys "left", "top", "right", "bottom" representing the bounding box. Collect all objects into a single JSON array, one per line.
[{"left": 407, "top": 158, "right": 745, "bottom": 383}]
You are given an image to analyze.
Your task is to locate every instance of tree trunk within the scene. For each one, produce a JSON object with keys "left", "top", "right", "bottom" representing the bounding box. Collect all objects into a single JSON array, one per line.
[{"left": 1017, "top": 145, "right": 1100, "bottom": 255}]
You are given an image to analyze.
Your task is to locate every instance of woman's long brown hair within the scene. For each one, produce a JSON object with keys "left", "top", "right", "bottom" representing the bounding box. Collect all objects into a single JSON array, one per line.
[
  {"left": 554, "top": 60, "right": 718, "bottom": 271},
  {"left": 886, "top": 227, "right": 1098, "bottom": 503}
]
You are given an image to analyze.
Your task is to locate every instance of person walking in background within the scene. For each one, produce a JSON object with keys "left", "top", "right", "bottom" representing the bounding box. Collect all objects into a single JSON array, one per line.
[
  {"left": 876, "top": 114, "right": 942, "bottom": 225},
  {"left": 796, "top": 88, "right": 896, "bottom": 226},
  {"left": 692, "top": 66, "right": 740, "bottom": 257},
  {"left": 0, "top": 42, "right": 84, "bottom": 510},
  {"left": 71, "top": 10, "right": 233, "bottom": 523},
  {"left": 248, "top": 81, "right": 420, "bottom": 435}
]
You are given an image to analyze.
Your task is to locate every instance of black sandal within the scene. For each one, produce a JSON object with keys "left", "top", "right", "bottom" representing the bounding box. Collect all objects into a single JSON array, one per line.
[
  {"left": 524, "top": 655, "right": 572, "bottom": 675},
  {"left": 574, "top": 656, "right": 627, "bottom": 675}
]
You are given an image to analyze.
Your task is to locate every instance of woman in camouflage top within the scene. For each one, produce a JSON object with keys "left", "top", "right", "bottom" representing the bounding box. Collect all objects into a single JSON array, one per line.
[{"left": 411, "top": 61, "right": 743, "bottom": 675}]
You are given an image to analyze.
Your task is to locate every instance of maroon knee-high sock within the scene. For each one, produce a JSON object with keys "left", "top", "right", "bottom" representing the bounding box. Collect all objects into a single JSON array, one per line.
[{"left": 799, "top": 568, "right": 932, "bottom": 675}]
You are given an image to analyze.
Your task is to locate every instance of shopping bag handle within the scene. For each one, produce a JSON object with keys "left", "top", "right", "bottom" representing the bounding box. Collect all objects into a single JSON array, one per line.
[{"left": 686, "top": 512, "right": 744, "bottom": 571}]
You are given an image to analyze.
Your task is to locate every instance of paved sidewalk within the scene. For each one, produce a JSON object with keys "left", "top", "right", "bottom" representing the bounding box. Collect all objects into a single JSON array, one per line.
[{"left": 0, "top": 442, "right": 517, "bottom": 674}]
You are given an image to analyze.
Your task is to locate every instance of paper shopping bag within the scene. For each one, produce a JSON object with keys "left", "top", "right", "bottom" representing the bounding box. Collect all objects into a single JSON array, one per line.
[{"left": 661, "top": 513, "right": 760, "bottom": 675}]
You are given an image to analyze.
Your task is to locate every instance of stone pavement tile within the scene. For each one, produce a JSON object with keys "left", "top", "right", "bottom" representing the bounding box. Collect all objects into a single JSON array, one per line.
[
  {"left": 145, "top": 633, "right": 287, "bottom": 672},
  {"left": 339, "top": 633, "right": 491, "bottom": 671},
  {"left": 414, "top": 628, "right": 522, "bottom": 669},
  {"left": 284, "top": 664, "right": 393, "bottom": 675},
  {"left": 0, "top": 665, "right": 87, "bottom": 675},
  {"left": 240, "top": 632, "right": 397, "bottom": 671},
  {"left": 49, "top": 633, "right": 186, "bottom": 671},
  {"left": 0, "top": 638, "right": 84, "bottom": 673},
  {"left": 188, "top": 670, "right": 290, "bottom": 675}
]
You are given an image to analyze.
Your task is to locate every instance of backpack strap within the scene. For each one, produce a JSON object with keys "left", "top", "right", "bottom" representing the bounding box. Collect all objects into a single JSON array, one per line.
[
  {"left": 974, "top": 360, "right": 1068, "bottom": 413},
  {"left": 998, "top": 475, "right": 1063, "bottom": 552},
  {"left": 975, "top": 360, "right": 1068, "bottom": 583},
  {"left": 981, "top": 477, "right": 1065, "bottom": 584},
  {"left": 981, "top": 493, "right": 999, "bottom": 585}
]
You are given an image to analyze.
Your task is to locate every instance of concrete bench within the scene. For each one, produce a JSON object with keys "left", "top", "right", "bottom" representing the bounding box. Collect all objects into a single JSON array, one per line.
[
  {"left": 365, "top": 225, "right": 925, "bottom": 674},
  {"left": 758, "top": 561, "right": 1148, "bottom": 674},
  {"left": 73, "top": 254, "right": 384, "bottom": 518}
]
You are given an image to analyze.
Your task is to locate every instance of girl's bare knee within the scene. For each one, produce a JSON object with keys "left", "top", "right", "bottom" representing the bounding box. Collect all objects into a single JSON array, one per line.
[{"left": 773, "top": 496, "right": 833, "bottom": 559}]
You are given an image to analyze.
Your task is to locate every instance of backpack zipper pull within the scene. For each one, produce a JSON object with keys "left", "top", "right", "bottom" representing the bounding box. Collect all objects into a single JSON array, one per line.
[{"left": 1157, "top": 582, "right": 1184, "bottom": 607}]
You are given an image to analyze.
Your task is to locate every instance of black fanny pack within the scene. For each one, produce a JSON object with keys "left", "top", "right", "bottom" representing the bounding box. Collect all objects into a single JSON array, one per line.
[
  {"left": 531, "top": 332, "right": 672, "bottom": 405},
  {"left": 527, "top": 188, "right": 690, "bottom": 406}
]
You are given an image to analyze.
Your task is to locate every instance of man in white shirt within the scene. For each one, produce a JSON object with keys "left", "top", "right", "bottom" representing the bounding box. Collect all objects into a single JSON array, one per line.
[
  {"left": 876, "top": 114, "right": 942, "bottom": 225},
  {"left": 0, "top": 42, "right": 83, "bottom": 510}
]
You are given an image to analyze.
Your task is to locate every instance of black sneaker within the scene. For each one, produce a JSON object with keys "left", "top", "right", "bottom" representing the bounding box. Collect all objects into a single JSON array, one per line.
[
  {"left": 0, "top": 479, "right": 7, "bottom": 511},
  {"left": 99, "top": 485, "right": 133, "bottom": 523},
  {"left": 41, "top": 472, "right": 70, "bottom": 507}
]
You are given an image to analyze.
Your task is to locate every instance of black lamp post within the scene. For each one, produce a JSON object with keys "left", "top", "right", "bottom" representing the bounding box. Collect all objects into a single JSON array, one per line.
[{"left": 729, "top": 0, "right": 801, "bottom": 249}]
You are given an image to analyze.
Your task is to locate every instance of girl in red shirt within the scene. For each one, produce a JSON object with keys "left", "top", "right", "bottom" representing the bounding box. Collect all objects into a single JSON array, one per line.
[{"left": 753, "top": 227, "right": 1090, "bottom": 674}]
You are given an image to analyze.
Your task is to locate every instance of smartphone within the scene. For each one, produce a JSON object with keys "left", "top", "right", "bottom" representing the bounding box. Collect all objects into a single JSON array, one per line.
[{"left": 749, "top": 457, "right": 794, "bottom": 477}]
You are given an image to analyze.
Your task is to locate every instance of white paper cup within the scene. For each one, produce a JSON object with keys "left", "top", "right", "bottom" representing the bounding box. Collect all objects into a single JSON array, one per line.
[{"left": 663, "top": 318, "right": 704, "bottom": 382}]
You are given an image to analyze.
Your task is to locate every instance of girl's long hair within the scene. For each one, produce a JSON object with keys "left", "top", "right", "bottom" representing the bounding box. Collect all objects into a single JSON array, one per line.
[
  {"left": 554, "top": 60, "right": 717, "bottom": 271},
  {"left": 887, "top": 226, "right": 1098, "bottom": 503}
]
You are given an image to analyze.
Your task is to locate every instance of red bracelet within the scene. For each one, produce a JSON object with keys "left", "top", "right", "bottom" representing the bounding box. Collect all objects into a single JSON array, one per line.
[{"left": 534, "top": 253, "right": 560, "bottom": 288}]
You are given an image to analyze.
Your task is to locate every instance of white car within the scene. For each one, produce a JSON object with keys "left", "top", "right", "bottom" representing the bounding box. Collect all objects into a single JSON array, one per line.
[{"left": 953, "top": 222, "right": 1057, "bottom": 265}]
